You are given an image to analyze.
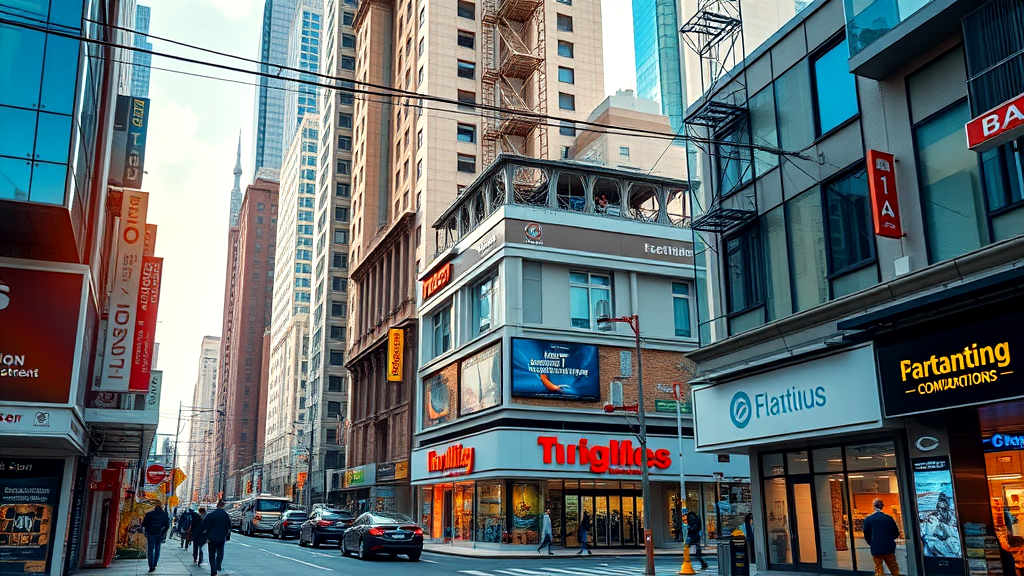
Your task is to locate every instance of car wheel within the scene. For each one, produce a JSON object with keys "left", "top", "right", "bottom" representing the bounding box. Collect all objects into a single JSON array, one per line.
[
  {"left": 358, "top": 538, "right": 372, "bottom": 560},
  {"left": 341, "top": 539, "right": 351, "bottom": 557},
  {"left": 407, "top": 550, "right": 421, "bottom": 561},
  {"left": 311, "top": 534, "right": 320, "bottom": 548}
]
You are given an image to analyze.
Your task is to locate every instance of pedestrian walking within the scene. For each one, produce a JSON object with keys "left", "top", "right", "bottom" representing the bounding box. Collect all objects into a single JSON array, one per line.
[
  {"left": 687, "top": 511, "right": 708, "bottom": 570},
  {"left": 178, "top": 508, "right": 193, "bottom": 549},
  {"left": 141, "top": 504, "right": 171, "bottom": 573},
  {"left": 863, "top": 499, "right": 902, "bottom": 576},
  {"left": 577, "top": 510, "right": 592, "bottom": 555},
  {"left": 192, "top": 507, "right": 208, "bottom": 566},
  {"left": 741, "top": 513, "right": 755, "bottom": 557},
  {"left": 198, "top": 501, "right": 232, "bottom": 576},
  {"left": 537, "top": 509, "right": 554, "bottom": 555}
]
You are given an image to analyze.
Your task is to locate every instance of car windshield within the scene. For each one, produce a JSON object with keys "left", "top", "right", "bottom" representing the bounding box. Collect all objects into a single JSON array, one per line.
[
  {"left": 323, "top": 512, "right": 351, "bottom": 521},
  {"left": 372, "top": 513, "right": 414, "bottom": 524},
  {"left": 256, "top": 500, "right": 288, "bottom": 512},
  {"left": 286, "top": 513, "right": 307, "bottom": 520}
]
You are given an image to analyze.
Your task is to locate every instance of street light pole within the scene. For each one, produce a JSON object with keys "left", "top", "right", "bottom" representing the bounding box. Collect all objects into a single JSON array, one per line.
[
  {"left": 598, "top": 314, "right": 655, "bottom": 576},
  {"left": 169, "top": 402, "right": 182, "bottom": 509}
]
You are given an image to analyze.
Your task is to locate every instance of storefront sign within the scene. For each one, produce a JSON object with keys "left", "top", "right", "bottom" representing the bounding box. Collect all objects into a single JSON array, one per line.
[
  {"left": 912, "top": 457, "right": 963, "bottom": 559},
  {"left": 966, "top": 91, "right": 1024, "bottom": 152},
  {"left": 655, "top": 399, "right": 692, "bottom": 414},
  {"left": 0, "top": 458, "right": 65, "bottom": 575},
  {"left": 386, "top": 328, "right": 404, "bottom": 382},
  {"left": 129, "top": 257, "right": 162, "bottom": 391},
  {"left": 983, "top": 433, "right": 1024, "bottom": 452},
  {"left": 866, "top": 150, "right": 903, "bottom": 238},
  {"left": 421, "top": 263, "right": 452, "bottom": 300},
  {"left": 692, "top": 347, "right": 883, "bottom": 451},
  {"left": 99, "top": 190, "right": 150, "bottom": 391},
  {"left": 511, "top": 338, "right": 600, "bottom": 401},
  {"left": 377, "top": 460, "right": 409, "bottom": 482},
  {"left": 537, "top": 436, "right": 670, "bottom": 474},
  {"left": 460, "top": 343, "right": 501, "bottom": 416},
  {"left": 84, "top": 371, "right": 162, "bottom": 426},
  {"left": 342, "top": 464, "right": 375, "bottom": 488},
  {"left": 505, "top": 219, "right": 695, "bottom": 266},
  {"left": 427, "top": 444, "right": 474, "bottom": 476},
  {"left": 876, "top": 311, "right": 1023, "bottom": 418},
  {"left": 0, "top": 260, "right": 89, "bottom": 404}
]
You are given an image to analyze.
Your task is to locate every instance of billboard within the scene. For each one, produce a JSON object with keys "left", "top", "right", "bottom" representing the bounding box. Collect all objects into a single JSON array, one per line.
[
  {"left": 422, "top": 364, "right": 457, "bottom": 429},
  {"left": 913, "top": 457, "right": 962, "bottom": 559},
  {"left": 108, "top": 96, "right": 150, "bottom": 189},
  {"left": 460, "top": 344, "right": 501, "bottom": 416},
  {"left": 99, "top": 190, "right": 150, "bottom": 391},
  {"left": 0, "top": 459, "right": 65, "bottom": 575},
  {"left": 129, "top": 257, "right": 162, "bottom": 391},
  {"left": 0, "top": 259, "right": 89, "bottom": 404},
  {"left": 510, "top": 338, "right": 600, "bottom": 401}
]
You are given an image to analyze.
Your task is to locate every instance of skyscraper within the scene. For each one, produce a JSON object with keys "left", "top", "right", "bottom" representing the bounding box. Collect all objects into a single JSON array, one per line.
[
  {"left": 252, "top": 0, "right": 299, "bottom": 175},
  {"left": 187, "top": 336, "right": 221, "bottom": 502},
  {"left": 632, "top": 0, "right": 684, "bottom": 136},
  {"left": 283, "top": 0, "right": 324, "bottom": 151},
  {"left": 230, "top": 133, "right": 243, "bottom": 226},
  {"left": 131, "top": 4, "right": 152, "bottom": 98}
]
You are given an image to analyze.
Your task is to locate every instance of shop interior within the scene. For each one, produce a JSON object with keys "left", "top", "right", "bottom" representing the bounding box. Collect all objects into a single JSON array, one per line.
[{"left": 982, "top": 401, "right": 1024, "bottom": 576}]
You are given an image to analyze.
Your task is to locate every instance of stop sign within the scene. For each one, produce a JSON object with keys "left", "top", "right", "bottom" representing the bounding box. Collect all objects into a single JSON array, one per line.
[{"left": 146, "top": 464, "right": 167, "bottom": 485}]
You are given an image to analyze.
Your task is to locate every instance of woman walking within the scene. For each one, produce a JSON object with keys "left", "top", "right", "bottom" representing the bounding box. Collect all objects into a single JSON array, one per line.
[{"left": 577, "top": 510, "right": 592, "bottom": 555}]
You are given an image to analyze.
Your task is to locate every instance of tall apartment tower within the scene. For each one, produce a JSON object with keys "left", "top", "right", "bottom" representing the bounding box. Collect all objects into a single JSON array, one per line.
[
  {"left": 253, "top": 0, "right": 299, "bottom": 175},
  {"left": 308, "top": 0, "right": 357, "bottom": 506},
  {"left": 341, "top": 0, "right": 604, "bottom": 514},
  {"left": 632, "top": 0, "right": 684, "bottom": 134},
  {"left": 187, "top": 336, "right": 221, "bottom": 502},
  {"left": 284, "top": 0, "right": 324, "bottom": 151},
  {"left": 264, "top": 113, "right": 318, "bottom": 498},
  {"left": 215, "top": 177, "right": 279, "bottom": 498},
  {"left": 131, "top": 4, "right": 152, "bottom": 98}
]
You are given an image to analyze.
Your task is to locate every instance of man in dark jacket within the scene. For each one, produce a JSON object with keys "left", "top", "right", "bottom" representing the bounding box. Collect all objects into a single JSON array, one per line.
[
  {"left": 191, "top": 507, "right": 208, "bottom": 565},
  {"left": 141, "top": 504, "right": 171, "bottom": 573},
  {"left": 862, "top": 499, "right": 902, "bottom": 576},
  {"left": 198, "top": 501, "right": 232, "bottom": 576},
  {"left": 687, "top": 511, "right": 708, "bottom": 570}
]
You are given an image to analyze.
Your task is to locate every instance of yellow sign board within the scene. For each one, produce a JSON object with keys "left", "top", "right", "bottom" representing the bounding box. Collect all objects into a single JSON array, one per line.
[{"left": 387, "top": 328, "right": 404, "bottom": 382}]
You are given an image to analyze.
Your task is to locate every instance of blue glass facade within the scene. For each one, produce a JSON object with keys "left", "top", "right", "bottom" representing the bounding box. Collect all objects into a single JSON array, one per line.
[
  {"left": 131, "top": 4, "right": 151, "bottom": 98},
  {"left": 0, "top": 0, "right": 101, "bottom": 207},
  {"left": 253, "top": 0, "right": 298, "bottom": 174},
  {"left": 632, "top": 0, "right": 684, "bottom": 136},
  {"left": 283, "top": 0, "right": 322, "bottom": 151}
]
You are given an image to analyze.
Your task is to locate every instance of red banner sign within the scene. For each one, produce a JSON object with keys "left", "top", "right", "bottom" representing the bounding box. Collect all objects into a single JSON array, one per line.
[
  {"left": 427, "top": 443, "right": 474, "bottom": 476},
  {"left": 421, "top": 263, "right": 451, "bottom": 300},
  {"left": 966, "top": 92, "right": 1024, "bottom": 152},
  {"left": 538, "top": 436, "right": 671, "bottom": 474},
  {"left": 866, "top": 150, "right": 903, "bottom": 238},
  {"left": 129, "top": 257, "right": 162, "bottom": 391}
]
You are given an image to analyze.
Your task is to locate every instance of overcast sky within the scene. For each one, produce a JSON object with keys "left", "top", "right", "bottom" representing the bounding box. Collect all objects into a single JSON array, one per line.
[{"left": 145, "top": 0, "right": 636, "bottom": 448}]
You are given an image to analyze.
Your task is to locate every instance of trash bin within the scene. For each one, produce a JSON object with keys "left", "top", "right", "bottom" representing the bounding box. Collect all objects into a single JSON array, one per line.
[
  {"left": 718, "top": 541, "right": 731, "bottom": 576},
  {"left": 730, "top": 534, "right": 750, "bottom": 576}
]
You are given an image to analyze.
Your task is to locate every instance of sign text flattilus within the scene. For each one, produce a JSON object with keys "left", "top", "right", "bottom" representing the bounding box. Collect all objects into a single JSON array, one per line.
[
  {"left": 387, "top": 328, "right": 404, "bottom": 382},
  {"left": 966, "top": 92, "right": 1024, "bottom": 153},
  {"left": 866, "top": 150, "right": 903, "bottom": 238},
  {"left": 427, "top": 444, "right": 474, "bottom": 476},
  {"left": 100, "top": 190, "right": 149, "bottom": 391}
]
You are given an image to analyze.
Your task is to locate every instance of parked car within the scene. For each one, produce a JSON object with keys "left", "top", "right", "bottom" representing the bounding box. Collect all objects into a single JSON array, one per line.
[
  {"left": 340, "top": 512, "right": 423, "bottom": 561},
  {"left": 298, "top": 509, "right": 355, "bottom": 547},
  {"left": 271, "top": 510, "right": 307, "bottom": 539},
  {"left": 240, "top": 495, "right": 292, "bottom": 536}
]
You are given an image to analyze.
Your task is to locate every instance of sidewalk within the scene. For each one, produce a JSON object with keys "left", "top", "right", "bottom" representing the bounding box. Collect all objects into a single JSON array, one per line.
[
  {"left": 422, "top": 540, "right": 717, "bottom": 559},
  {"left": 77, "top": 537, "right": 212, "bottom": 576}
]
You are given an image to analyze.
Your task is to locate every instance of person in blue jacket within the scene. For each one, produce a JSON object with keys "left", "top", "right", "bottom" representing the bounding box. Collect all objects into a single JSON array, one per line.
[{"left": 862, "top": 499, "right": 902, "bottom": 576}]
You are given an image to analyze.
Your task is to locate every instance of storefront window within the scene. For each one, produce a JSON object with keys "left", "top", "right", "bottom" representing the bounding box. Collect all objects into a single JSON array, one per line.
[
  {"left": 788, "top": 450, "right": 811, "bottom": 474},
  {"left": 813, "top": 447, "right": 844, "bottom": 473},
  {"left": 763, "top": 453, "right": 785, "bottom": 476},
  {"left": 375, "top": 486, "right": 397, "bottom": 512},
  {"left": 849, "top": 470, "right": 905, "bottom": 573},
  {"left": 420, "top": 486, "right": 432, "bottom": 529},
  {"left": 511, "top": 482, "right": 541, "bottom": 544},
  {"left": 846, "top": 441, "right": 898, "bottom": 470},
  {"left": 814, "top": 473, "right": 853, "bottom": 570},
  {"left": 431, "top": 484, "right": 446, "bottom": 540},
  {"left": 476, "top": 481, "right": 503, "bottom": 543},
  {"left": 764, "top": 476, "right": 793, "bottom": 565},
  {"left": 453, "top": 482, "right": 474, "bottom": 541},
  {"left": 547, "top": 480, "right": 563, "bottom": 545}
]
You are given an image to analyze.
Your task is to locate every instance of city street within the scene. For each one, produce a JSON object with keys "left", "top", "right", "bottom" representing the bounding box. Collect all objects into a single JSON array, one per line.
[{"left": 111, "top": 534, "right": 715, "bottom": 576}]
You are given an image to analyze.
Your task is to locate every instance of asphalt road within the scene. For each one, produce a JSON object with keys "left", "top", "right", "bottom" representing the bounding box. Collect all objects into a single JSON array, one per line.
[{"left": 162, "top": 532, "right": 716, "bottom": 576}]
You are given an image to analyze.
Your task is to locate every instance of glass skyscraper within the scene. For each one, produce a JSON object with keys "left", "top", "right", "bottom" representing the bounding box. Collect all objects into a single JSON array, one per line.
[
  {"left": 632, "top": 0, "right": 684, "bottom": 136},
  {"left": 131, "top": 4, "right": 152, "bottom": 98},
  {"left": 253, "top": 0, "right": 298, "bottom": 175},
  {"left": 283, "top": 0, "right": 323, "bottom": 150}
]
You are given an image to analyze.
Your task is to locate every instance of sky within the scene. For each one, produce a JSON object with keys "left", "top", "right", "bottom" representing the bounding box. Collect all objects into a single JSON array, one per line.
[{"left": 145, "top": 0, "right": 636, "bottom": 447}]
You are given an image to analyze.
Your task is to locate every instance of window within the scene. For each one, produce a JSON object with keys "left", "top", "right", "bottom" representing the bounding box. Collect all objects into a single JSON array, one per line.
[
  {"left": 774, "top": 62, "right": 814, "bottom": 150},
  {"left": 330, "top": 326, "right": 345, "bottom": 340},
  {"left": 256, "top": 216, "right": 263, "bottom": 224},
  {"left": 457, "top": 90, "right": 475, "bottom": 109},
  {"left": 812, "top": 38, "right": 858, "bottom": 136},
  {"left": 457, "top": 30, "right": 475, "bottom": 49},
  {"left": 334, "top": 229, "right": 349, "bottom": 244},
  {"left": 569, "top": 271, "right": 612, "bottom": 330},
  {"left": 338, "top": 113, "right": 353, "bottom": 128},
  {"left": 417, "top": 159, "right": 423, "bottom": 179},
  {"left": 332, "top": 251, "right": 348, "bottom": 268},
  {"left": 431, "top": 305, "right": 452, "bottom": 355},
  {"left": 336, "top": 182, "right": 350, "bottom": 197},
  {"left": 343, "top": 11, "right": 354, "bottom": 26},
  {"left": 523, "top": 262, "right": 543, "bottom": 323},
  {"left": 558, "top": 93, "right": 575, "bottom": 110},
  {"left": 457, "top": 1, "right": 475, "bottom": 19},
  {"left": 457, "top": 60, "right": 476, "bottom": 79},
  {"left": 561, "top": 146, "right": 570, "bottom": 159},
  {"left": 556, "top": 14, "right": 572, "bottom": 31},
  {"left": 457, "top": 154, "right": 476, "bottom": 173},
  {"left": 559, "top": 122, "right": 575, "bottom": 136},
  {"left": 337, "top": 160, "right": 350, "bottom": 174},
  {"left": 331, "top": 301, "right": 347, "bottom": 317},
  {"left": 341, "top": 56, "right": 356, "bottom": 70},
  {"left": 338, "top": 136, "right": 352, "bottom": 150},
  {"left": 332, "top": 276, "right": 347, "bottom": 291},
  {"left": 257, "top": 202, "right": 266, "bottom": 211},
  {"left": 725, "top": 226, "right": 763, "bottom": 314},
  {"left": 716, "top": 121, "right": 753, "bottom": 194},
  {"left": 749, "top": 86, "right": 779, "bottom": 177},
  {"left": 557, "top": 41, "right": 574, "bottom": 58},
  {"left": 824, "top": 167, "right": 873, "bottom": 276},
  {"left": 456, "top": 123, "right": 476, "bottom": 143},
  {"left": 335, "top": 206, "right": 349, "bottom": 221},
  {"left": 786, "top": 187, "right": 828, "bottom": 312},
  {"left": 419, "top": 6, "right": 426, "bottom": 26},
  {"left": 619, "top": 146, "right": 630, "bottom": 160},
  {"left": 558, "top": 0, "right": 571, "bottom": 4},
  {"left": 672, "top": 283, "right": 691, "bottom": 338},
  {"left": 327, "top": 400, "right": 342, "bottom": 416},
  {"left": 473, "top": 275, "right": 497, "bottom": 335},
  {"left": 558, "top": 67, "right": 574, "bottom": 84},
  {"left": 342, "top": 33, "right": 356, "bottom": 49},
  {"left": 328, "top": 376, "right": 345, "bottom": 392}
]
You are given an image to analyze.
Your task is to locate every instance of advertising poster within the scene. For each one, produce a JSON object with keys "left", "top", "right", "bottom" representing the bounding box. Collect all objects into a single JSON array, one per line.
[
  {"left": 460, "top": 344, "right": 501, "bottom": 416},
  {"left": 914, "top": 457, "right": 963, "bottom": 559},
  {"left": 128, "top": 257, "right": 162, "bottom": 392},
  {"left": 116, "top": 496, "right": 156, "bottom": 558},
  {"left": 423, "top": 364, "right": 457, "bottom": 428},
  {"left": 511, "top": 338, "right": 600, "bottom": 401},
  {"left": 511, "top": 483, "right": 541, "bottom": 544},
  {"left": 0, "top": 459, "right": 65, "bottom": 575}
]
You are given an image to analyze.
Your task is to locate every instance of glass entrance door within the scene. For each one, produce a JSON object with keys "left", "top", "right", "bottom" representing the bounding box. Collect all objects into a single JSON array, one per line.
[
  {"left": 791, "top": 479, "right": 819, "bottom": 571},
  {"left": 595, "top": 497, "right": 608, "bottom": 546},
  {"left": 609, "top": 496, "right": 622, "bottom": 546},
  {"left": 622, "top": 496, "right": 636, "bottom": 545}
]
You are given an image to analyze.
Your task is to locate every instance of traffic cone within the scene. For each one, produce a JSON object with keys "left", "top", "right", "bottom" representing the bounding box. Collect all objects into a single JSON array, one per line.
[{"left": 680, "top": 542, "right": 697, "bottom": 575}]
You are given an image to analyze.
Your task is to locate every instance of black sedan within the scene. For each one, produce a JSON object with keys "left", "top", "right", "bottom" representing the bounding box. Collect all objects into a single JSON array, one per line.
[
  {"left": 298, "top": 509, "right": 354, "bottom": 547},
  {"left": 271, "top": 510, "right": 307, "bottom": 539},
  {"left": 341, "top": 512, "right": 423, "bottom": 561}
]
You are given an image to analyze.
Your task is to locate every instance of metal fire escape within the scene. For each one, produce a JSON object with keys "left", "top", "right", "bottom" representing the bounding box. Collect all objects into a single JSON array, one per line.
[{"left": 482, "top": 0, "right": 547, "bottom": 166}]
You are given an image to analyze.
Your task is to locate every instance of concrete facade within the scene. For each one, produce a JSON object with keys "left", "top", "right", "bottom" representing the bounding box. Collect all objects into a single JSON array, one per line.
[{"left": 187, "top": 335, "right": 221, "bottom": 502}]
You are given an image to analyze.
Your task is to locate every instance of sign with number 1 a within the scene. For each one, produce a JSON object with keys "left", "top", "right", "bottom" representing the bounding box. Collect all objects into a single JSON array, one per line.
[{"left": 867, "top": 150, "right": 903, "bottom": 238}]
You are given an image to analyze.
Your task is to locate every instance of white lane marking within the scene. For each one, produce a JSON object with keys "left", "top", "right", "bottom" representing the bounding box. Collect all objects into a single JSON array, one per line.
[
  {"left": 458, "top": 571, "right": 495, "bottom": 576},
  {"left": 244, "top": 545, "right": 334, "bottom": 571},
  {"left": 420, "top": 557, "right": 438, "bottom": 563}
]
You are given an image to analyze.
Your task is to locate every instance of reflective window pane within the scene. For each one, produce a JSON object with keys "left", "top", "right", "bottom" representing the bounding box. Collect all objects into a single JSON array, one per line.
[
  {"left": 762, "top": 453, "right": 785, "bottom": 477},
  {"left": 813, "top": 38, "right": 859, "bottom": 135},
  {"left": 845, "top": 441, "right": 897, "bottom": 470},
  {"left": 570, "top": 285, "right": 589, "bottom": 328},
  {"left": 787, "top": 450, "right": 810, "bottom": 475},
  {"left": 50, "top": 0, "right": 85, "bottom": 30},
  {"left": 786, "top": 187, "right": 827, "bottom": 312},
  {"left": 0, "top": 157, "right": 31, "bottom": 200},
  {"left": 774, "top": 62, "right": 814, "bottom": 151},
  {"left": 40, "top": 35, "right": 80, "bottom": 115},
  {"left": 764, "top": 477, "right": 793, "bottom": 564},
  {"left": 825, "top": 167, "right": 873, "bottom": 274},
  {"left": 0, "top": 106, "right": 37, "bottom": 158},
  {"left": 812, "top": 447, "right": 844, "bottom": 473},
  {"left": 34, "top": 112, "right": 72, "bottom": 163},
  {"left": 29, "top": 161, "right": 67, "bottom": 205},
  {"left": 0, "top": 24, "right": 46, "bottom": 108},
  {"left": 815, "top": 474, "right": 854, "bottom": 570},
  {"left": 750, "top": 86, "right": 779, "bottom": 176}
]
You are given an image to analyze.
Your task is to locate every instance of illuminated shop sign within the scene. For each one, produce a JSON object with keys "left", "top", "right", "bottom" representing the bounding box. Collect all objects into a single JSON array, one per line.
[
  {"left": 421, "top": 263, "right": 451, "bottom": 300},
  {"left": 876, "top": 310, "right": 1023, "bottom": 418},
  {"left": 966, "top": 92, "right": 1024, "bottom": 152},
  {"left": 386, "top": 328, "right": 404, "bottom": 382},
  {"left": 537, "top": 436, "right": 671, "bottom": 475},
  {"left": 983, "top": 433, "right": 1024, "bottom": 452},
  {"left": 427, "top": 444, "right": 474, "bottom": 476}
]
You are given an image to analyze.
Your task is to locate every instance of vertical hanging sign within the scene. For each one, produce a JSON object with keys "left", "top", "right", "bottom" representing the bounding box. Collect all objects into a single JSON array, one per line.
[
  {"left": 866, "top": 150, "right": 903, "bottom": 238},
  {"left": 387, "top": 328, "right": 404, "bottom": 382},
  {"left": 99, "top": 190, "right": 149, "bottom": 391},
  {"left": 129, "top": 256, "right": 163, "bottom": 391}
]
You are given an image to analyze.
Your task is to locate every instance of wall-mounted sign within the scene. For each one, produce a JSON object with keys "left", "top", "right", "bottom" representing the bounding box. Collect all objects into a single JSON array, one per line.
[
  {"left": 427, "top": 444, "right": 474, "bottom": 476},
  {"left": 693, "top": 347, "right": 882, "bottom": 451},
  {"left": 510, "top": 338, "right": 600, "bottom": 401},
  {"left": 0, "top": 458, "right": 65, "bottom": 576},
  {"left": 422, "top": 364, "right": 457, "bottom": 429},
  {"left": 983, "top": 433, "right": 1024, "bottom": 452},
  {"left": 421, "top": 263, "right": 452, "bottom": 300},
  {"left": 460, "top": 343, "right": 501, "bottom": 416},
  {"left": 966, "top": 91, "right": 1024, "bottom": 152},
  {"left": 0, "top": 260, "right": 89, "bottom": 404},
  {"left": 538, "top": 435, "right": 671, "bottom": 475},
  {"left": 129, "top": 256, "right": 162, "bottom": 391},
  {"left": 386, "top": 328, "right": 404, "bottom": 382},
  {"left": 109, "top": 96, "right": 151, "bottom": 188},
  {"left": 876, "top": 311, "right": 1022, "bottom": 418},
  {"left": 866, "top": 150, "right": 903, "bottom": 238},
  {"left": 377, "top": 460, "right": 410, "bottom": 482},
  {"left": 342, "top": 464, "right": 375, "bottom": 488}
]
